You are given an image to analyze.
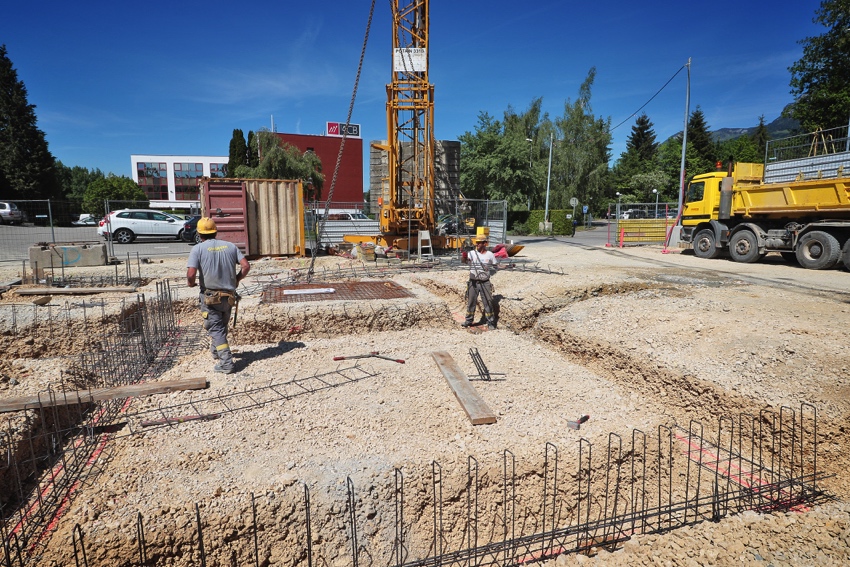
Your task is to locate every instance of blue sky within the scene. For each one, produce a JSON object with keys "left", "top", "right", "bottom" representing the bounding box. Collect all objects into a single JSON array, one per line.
[{"left": 2, "top": 0, "right": 822, "bottom": 182}]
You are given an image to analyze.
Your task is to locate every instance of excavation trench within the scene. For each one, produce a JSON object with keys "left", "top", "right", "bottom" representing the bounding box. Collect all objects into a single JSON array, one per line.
[{"left": 0, "top": 277, "right": 835, "bottom": 566}]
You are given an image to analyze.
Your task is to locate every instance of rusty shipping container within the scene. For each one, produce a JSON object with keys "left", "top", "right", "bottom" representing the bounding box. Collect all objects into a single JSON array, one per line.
[{"left": 200, "top": 178, "right": 306, "bottom": 257}]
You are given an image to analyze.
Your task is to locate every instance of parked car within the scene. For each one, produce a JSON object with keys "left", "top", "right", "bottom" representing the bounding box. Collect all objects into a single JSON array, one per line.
[
  {"left": 72, "top": 214, "right": 98, "bottom": 226},
  {"left": 97, "top": 209, "right": 184, "bottom": 244},
  {"left": 0, "top": 201, "right": 23, "bottom": 225},
  {"left": 621, "top": 209, "right": 650, "bottom": 219},
  {"left": 181, "top": 215, "right": 202, "bottom": 244}
]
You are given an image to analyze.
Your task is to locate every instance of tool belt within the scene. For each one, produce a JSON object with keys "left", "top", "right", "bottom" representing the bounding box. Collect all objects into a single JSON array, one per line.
[{"left": 203, "top": 289, "right": 239, "bottom": 307}]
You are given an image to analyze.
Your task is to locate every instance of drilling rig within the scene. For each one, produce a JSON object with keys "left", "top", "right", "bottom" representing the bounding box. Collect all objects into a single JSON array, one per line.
[{"left": 346, "top": 0, "right": 457, "bottom": 251}]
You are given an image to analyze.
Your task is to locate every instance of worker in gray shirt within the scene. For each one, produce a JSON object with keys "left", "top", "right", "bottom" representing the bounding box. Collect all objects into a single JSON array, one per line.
[{"left": 186, "top": 217, "right": 250, "bottom": 374}]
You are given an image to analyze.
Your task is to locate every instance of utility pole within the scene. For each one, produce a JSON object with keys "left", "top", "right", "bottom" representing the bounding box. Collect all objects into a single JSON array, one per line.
[{"left": 544, "top": 132, "right": 553, "bottom": 228}]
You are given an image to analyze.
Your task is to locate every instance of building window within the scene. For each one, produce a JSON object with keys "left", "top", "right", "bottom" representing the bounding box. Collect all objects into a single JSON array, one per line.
[
  {"left": 174, "top": 162, "right": 203, "bottom": 201},
  {"left": 210, "top": 163, "right": 227, "bottom": 178},
  {"left": 136, "top": 162, "right": 168, "bottom": 200}
]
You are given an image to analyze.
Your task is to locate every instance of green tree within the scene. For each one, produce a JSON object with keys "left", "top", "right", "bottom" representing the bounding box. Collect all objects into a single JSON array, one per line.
[
  {"left": 246, "top": 131, "right": 259, "bottom": 168},
  {"left": 786, "top": 0, "right": 850, "bottom": 130},
  {"left": 234, "top": 130, "right": 324, "bottom": 198},
  {"left": 687, "top": 106, "right": 716, "bottom": 173},
  {"left": 612, "top": 114, "right": 660, "bottom": 194},
  {"left": 0, "top": 44, "right": 59, "bottom": 199},
  {"left": 227, "top": 129, "right": 248, "bottom": 176},
  {"left": 82, "top": 175, "right": 147, "bottom": 218},
  {"left": 56, "top": 161, "right": 105, "bottom": 201},
  {"left": 717, "top": 135, "right": 762, "bottom": 165},
  {"left": 751, "top": 115, "right": 770, "bottom": 158},
  {"left": 551, "top": 68, "right": 611, "bottom": 215},
  {"left": 458, "top": 105, "right": 548, "bottom": 210}
]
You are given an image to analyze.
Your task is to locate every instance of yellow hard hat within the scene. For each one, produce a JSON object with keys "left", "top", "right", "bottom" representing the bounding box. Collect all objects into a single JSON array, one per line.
[
  {"left": 474, "top": 234, "right": 488, "bottom": 243},
  {"left": 196, "top": 217, "right": 218, "bottom": 235}
]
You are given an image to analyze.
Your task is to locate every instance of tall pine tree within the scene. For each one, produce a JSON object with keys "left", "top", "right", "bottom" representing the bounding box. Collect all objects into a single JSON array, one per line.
[
  {"left": 686, "top": 106, "right": 716, "bottom": 176},
  {"left": 0, "top": 45, "right": 58, "bottom": 199},
  {"left": 227, "top": 129, "right": 247, "bottom": 177}
]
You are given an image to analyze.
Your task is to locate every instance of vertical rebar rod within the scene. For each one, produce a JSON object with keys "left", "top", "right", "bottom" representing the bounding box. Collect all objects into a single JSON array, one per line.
[
  {"left": 303, "top": 483, "right": 313, "bottom": 567},
  {"left": 251, "top": 493, "right": 259, "bottom": 567},
  {"left": 542, "top": 442, "right": 557, "bottom": 556},
  {"left": 393, "top": 468, "right": 405, "bottom": 566},
  {"left": 195, "top": 503, "right": 207, "bottom": 567},
  {"left": 346, "top": 477, "right": 359, "bottom": 567},
  {"left": 602, "top": 433, "right": 623, "bottom": 544},
  {"left": 657, "top": 425, "right": 673, "bottom": 531},
  {"left": 136, "top": 512, "right": 147, "bottom": 565},
  {"left": 71, "top": 524, "right": 87, "bottom": 567},
  {"left": 466, "top": 455, "right": 478, "bottom": 557},
  {"left": 502, "top": 449, "right": 515, "bottom": 564},
  {"left": 630, "top": 429, "right": 647, "bottom": 535},
  {"left": 432, "top": 461, "right": 443, "bottom": 562}
]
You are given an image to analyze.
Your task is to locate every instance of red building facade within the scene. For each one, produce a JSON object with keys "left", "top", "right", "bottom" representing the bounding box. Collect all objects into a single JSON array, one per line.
[{"left": 275, "top": 133, "right": 363, "bottom": 207}]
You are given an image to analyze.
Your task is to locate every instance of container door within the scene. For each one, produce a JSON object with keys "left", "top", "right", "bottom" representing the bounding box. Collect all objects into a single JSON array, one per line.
[{"left": 204, "top": 181, "right": 248, "bottom": 253}]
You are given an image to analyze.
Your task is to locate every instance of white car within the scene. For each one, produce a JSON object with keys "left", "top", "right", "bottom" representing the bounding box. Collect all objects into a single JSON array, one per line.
[{"left": 98, "top": 209, "right": 184, "bottom": 244}]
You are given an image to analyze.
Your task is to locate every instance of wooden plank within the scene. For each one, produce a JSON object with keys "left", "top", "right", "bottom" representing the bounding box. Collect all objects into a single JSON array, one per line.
[
  {"left": 14, "top": 286, "right": 136, "bottom": 295},
  {"left": 431, "top": 351, "right": 497, "bottom": 425},
  {"left": 0, "top": 377, "right": 208, "bottom": 413}
]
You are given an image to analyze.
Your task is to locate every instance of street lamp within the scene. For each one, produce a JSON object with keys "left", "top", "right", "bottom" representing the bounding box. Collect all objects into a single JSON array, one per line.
[
  {"left": 653, "top": 189, "right": 659, "bottom": 218},
  {"left": 615, "top": 192, "right": 621, "bottom": 219}
]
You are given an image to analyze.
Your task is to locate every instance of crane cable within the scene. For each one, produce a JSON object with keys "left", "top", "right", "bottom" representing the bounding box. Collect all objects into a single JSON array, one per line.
[{"left": 307, "top": 0, "right": 378, "bottom": 281}]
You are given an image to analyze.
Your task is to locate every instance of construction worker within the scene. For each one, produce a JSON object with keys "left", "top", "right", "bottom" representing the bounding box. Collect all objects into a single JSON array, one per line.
[
  {"left": 186, "top": 217, "right": 250, "bottom": 374},
  {"left": 462, "top": 234, "right": 499, "bottom": 330}
]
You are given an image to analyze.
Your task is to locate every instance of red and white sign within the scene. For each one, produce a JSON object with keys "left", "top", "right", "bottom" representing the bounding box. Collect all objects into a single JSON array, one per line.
[{"left": 326, "top": 122, "right": 361, "bottom": 138}]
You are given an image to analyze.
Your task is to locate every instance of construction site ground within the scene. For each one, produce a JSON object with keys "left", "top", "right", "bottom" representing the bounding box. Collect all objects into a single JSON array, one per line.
[{"left": 1, "top": 235, "right": 849, "bottom": 566}]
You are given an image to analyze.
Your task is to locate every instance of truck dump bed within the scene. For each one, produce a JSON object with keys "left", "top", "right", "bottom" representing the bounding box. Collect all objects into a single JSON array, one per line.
[
  {"left": 730, "top": 126, "right": 850, "bottom": 218},
  {"left": 732, "top": 173, "right": 850, "bottom": 218}
]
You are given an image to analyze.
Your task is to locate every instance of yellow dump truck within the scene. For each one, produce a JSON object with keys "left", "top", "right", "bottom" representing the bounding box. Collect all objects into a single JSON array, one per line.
[{"left": 679, "top": 127, "right": 850, "bottom": 270}]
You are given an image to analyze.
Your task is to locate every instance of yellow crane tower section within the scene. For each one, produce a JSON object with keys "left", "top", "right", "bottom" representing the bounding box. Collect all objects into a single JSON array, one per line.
[{"left": 347, "top": 0, "right": 453, "bottom": 251}]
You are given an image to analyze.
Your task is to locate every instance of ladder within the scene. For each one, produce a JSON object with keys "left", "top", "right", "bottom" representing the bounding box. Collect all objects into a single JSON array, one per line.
[{"left": 417, "top": 230, "right": 433, "bottom": 259}]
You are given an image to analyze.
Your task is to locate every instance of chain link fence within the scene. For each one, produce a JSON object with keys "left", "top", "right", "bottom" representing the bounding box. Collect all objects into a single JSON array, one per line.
[{"left": 0, "top": 199, "right": 197, "bottom": 264}]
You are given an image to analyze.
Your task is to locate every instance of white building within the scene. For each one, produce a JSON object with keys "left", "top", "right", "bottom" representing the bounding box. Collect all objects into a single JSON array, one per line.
[{"left": 130, "top": 154, "right": 228, "bottom": 210}]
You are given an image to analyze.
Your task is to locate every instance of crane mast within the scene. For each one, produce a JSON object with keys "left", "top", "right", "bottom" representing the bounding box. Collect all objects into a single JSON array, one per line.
[{"left": 379, "top": 0, "right": 436, "bottom": 246}]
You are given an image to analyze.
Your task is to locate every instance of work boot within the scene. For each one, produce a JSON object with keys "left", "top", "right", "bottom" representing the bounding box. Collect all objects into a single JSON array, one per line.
[
  {"left": 214, "top": 346, "right": 234, "bottom": 373},
  {"left": 461, "top": 321, "right": 472, "bottom": 328},
  {"left": 487, "top": 323, "right": 496, "bottom": 330}
]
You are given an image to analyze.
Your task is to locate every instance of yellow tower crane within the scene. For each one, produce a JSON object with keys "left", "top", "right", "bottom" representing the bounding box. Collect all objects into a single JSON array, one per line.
[{"left": 346, "top": 0, "right": 456, "bottom": 251}]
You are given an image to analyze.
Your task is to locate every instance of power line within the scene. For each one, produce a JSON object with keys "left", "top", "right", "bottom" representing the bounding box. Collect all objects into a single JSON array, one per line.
[{"left": 610, "top": 64, "right": 687, "bottom": 133}]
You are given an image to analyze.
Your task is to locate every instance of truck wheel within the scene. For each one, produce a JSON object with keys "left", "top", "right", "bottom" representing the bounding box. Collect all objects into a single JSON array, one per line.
[
  {"left": 693, "top": 229, "right": 720, "bottom": 259},
  {"left": 729, "top": 230, "right": 762, "bottom": 263},
  {"left": 796, "top": 231, "right": 840, "bottom": 270},
  {"left": 843, "top": 239, "right": 850, "bottom": 271}
]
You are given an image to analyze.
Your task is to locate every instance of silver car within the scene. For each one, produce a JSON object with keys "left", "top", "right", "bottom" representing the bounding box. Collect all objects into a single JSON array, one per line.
[{"left": 0, "top": 201, "right": 23, "bottom": 225}]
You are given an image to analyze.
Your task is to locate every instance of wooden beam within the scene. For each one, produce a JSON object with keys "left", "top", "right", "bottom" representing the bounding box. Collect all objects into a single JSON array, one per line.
[
  {"left": 431, "top": 351, "right": 497, "bottom": 425},
  {"left": 14, "top": 286, "right": 136, "bottom": 295},
  {"left": 0, "top": 377, "right": 208, "bottom": 413}
]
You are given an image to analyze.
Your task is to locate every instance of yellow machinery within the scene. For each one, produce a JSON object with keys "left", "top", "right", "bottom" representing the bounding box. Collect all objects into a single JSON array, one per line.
[
  {"left": 679, "top": 128, "right": 850, "bottom": 270},
  {"left": 345, "top": 0, "right": 458, "bottom": 251}
]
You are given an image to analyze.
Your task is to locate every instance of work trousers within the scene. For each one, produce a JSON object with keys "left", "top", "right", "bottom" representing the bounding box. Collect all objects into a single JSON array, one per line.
[
  {"left": 465, "top": 279, "right": 495, "bottom": 326},
  {"left": 200, "top": 295, "right": 234, "bottom": 369}
]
